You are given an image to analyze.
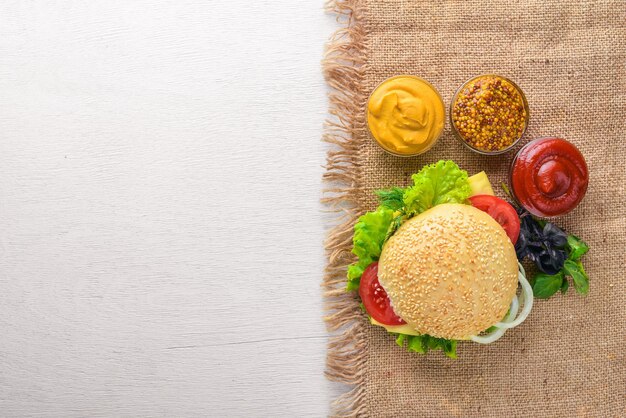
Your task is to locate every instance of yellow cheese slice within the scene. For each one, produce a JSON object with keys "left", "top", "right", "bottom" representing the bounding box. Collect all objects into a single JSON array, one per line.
[
  {"left": 370, "top": 317, "right": 421, "bottom": 336},
  {"left": 468, "top": 171, "right": 495, "bottom": 196}
]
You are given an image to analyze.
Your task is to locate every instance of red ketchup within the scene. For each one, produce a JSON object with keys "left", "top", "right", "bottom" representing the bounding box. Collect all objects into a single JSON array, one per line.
[{"left": 510, "top": 138, "right": 588, "bottom": 217}]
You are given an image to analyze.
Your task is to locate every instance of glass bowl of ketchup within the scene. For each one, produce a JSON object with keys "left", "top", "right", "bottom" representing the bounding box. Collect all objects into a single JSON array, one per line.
[{"left": 509, "top": 137, "right": 588, "bottom": 217}]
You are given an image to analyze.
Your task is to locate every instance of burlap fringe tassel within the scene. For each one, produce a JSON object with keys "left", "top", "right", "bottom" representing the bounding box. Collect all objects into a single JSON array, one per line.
[{"left": 322, "top": 0, "right": 369, "bottom": 417}]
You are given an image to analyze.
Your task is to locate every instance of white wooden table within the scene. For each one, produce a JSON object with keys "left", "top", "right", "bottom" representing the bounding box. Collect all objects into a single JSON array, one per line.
[{"left": 0, "top": 2, "right": 338, "bottom": 416}]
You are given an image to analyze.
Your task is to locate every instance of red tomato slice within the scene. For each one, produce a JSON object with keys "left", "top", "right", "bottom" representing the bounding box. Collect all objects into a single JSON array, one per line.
[
  {"left": 359, "top": 262, "right": 406, "bottom": 326},
  {"left": 469, "top": 195, "right": 520, "bottom": 245}
]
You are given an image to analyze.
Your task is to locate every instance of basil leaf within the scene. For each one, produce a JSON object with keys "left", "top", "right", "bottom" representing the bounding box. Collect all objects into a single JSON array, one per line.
[
  {"left": 560, "top": 277, "right": 570, "bottom": 294},
  {"left": 543, "top": 223, "right": 568, "bottom": 248},
  {"left": 567, "top": 235, "right": 589, "bottom": 261},
  {"left": 564, "top": 259, "right": 589, "bottom": 295},
  {"left": 532, "top": 272, "right": 564, "bottom": 299}
]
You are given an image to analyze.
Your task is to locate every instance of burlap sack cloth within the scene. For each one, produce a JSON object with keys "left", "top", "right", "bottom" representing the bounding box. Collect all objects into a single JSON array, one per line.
[{"left": 323, "top": 1, "right": 625, "bottom": 416}]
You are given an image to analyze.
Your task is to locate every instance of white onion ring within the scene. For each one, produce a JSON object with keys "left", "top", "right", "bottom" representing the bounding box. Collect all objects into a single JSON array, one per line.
[
  {"left": 493, "top": 263, "right": 533, "bottom": 329},
  {"left": 469, "top": 295, "right": 518, "bottom": 344},
  {"left": 470, "top": 263, "right": 533, "bottom": 344}
]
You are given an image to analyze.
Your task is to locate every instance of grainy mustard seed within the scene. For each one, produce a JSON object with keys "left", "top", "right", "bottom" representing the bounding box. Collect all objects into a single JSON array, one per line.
[{"left": 452, "top": 76, "right": 528, "bottom": 152}]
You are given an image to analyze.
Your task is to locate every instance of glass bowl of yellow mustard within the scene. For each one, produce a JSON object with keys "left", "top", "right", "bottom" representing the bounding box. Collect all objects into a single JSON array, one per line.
[
  {"left": 366, "top": 75, "right": 445, "bottom": 157},
  {"left": 450, "top": 74, "right": 530, "bottom": 155}
]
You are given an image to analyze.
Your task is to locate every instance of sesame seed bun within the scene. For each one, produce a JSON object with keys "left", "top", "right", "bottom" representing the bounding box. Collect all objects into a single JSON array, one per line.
[{"left": 378, "top": 203, "right": 518, "bottom": 340}]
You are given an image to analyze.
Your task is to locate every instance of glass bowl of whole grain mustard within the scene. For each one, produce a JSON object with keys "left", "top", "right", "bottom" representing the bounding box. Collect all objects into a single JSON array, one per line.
[
  {"left": 367, "top": 75, "right": 445, "bottom": 157},
  {"left": 450, "top": 74, "right": 529, "bottom": 155}
]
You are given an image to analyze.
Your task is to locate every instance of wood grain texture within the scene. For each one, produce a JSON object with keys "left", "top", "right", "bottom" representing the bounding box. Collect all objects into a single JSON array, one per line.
[{"left": 0, "top": 1, "right": 338, "bottom": 416}]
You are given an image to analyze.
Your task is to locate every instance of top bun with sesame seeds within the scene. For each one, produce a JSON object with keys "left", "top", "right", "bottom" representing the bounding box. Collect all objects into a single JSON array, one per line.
[{"left": 377, "top": 203, "right": 519, "bottom": 340}]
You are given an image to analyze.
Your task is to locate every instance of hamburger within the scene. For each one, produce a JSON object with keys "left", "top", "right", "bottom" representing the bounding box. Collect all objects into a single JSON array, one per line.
[
  {"left": 348, "top": 160, "right": 533, "bottom": 357},
  {"left": 379, "top": 204, "right": 518, "bottom": 339}
]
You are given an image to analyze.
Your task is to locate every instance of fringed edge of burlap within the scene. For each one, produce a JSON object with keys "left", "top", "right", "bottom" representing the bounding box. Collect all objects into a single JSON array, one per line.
[{"left": 322, "top": 0, "right": 369, "bottom": 417}]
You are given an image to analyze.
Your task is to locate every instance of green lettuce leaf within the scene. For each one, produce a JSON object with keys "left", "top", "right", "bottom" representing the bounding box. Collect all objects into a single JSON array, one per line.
[
  {"left": 346, "top": 206, "right": 393, "bottom": 290},
  {"left": 403, "top": 160, "right": 472, "bottom": 215},
  {"left": 396, "top": 333, "right": 458, "bottom": 358},
  {"left": 347, "top": 160, "right": 471, "bottom": 357}
]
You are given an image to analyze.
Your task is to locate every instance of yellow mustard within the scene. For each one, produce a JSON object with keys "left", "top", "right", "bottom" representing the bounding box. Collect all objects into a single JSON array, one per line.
[{"left": 367, "top": 76, "right": 445, "bottom": 156}]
